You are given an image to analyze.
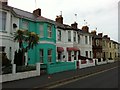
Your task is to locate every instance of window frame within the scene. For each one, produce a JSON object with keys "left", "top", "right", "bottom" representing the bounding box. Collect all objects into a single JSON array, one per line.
[
  {"left": 85, "top": 36, "right": 88, "bottom": 44},
  {"left": 22, "top": 20, "right": 29, "bottom": 30},
  {"left": 39, "top": 24, "right": 44, "bottom": 38},
  {"left": 73, "top": 32, "right": 76, "bottom": 42},
  {"left": 0, "top": 11, "right": 7, "bottom": 31},
  {"left": 48, "top": 25, "right": 52, "bottom": 38},
  {"left": 57, "top": 30, "right": 61, "bottom": 41},
  {"left": 40, "top": 49, "right": 44, "bottom": 63},
  {"left": 68, "top": 31, "right": 71, "bottom": 42},
  {"left": 48, "top": 49, "right": 52, "bottom": 63}
]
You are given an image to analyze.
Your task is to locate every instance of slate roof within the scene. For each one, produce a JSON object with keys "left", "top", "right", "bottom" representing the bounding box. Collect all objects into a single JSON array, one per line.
[{"left": 1, "top": 3, "right": 93, "bottom": 36}]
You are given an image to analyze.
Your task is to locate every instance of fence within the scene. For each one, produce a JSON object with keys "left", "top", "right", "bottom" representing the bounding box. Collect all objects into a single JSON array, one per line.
[{"left": 1, "top": 63, "right": 40, "bottom": 83}]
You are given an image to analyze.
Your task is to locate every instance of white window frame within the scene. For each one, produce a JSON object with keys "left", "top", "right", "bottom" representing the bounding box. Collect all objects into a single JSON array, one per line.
[
  {"left": 22, "top": 20, "right": 29, "bottom": 30},
  {"left": 40, "top": 49, "right": 44, "bottom": 63},
  {"left": 85, "top": 36, "right": 88, "bottom": 44},
  {"left": 89, "top": 36, "right": 91, "bottom": 45},
  {"left": 68, "top": 31, "right": 71, "bottom": 42},
  {"left": 48, "top": 25, "right": 52, "bottom": 38},
  {"left": 0, "top": 11, "right": 7, "bottom": 31},
  {"left": 48, "top": 49, "right": 52, "bottom": 63},
  {"left": 73, "top": 32, "right": 76, "bottom": 42},
  {"left": 39, "top": 24, "right": 44, "bottom": 38},
  {"left": 58, "top": 30, "right": 61, "bottom": 41}
]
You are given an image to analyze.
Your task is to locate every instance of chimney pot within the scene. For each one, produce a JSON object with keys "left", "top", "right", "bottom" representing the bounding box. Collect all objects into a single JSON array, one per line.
[
  {"left": 71, "top": 22, "right": 78, "bottom": 29},
  {"left": 91, "top": 30, "right": 96, "bottom": 35},
  {"left": 55, "top": 15, "right": 63, "bottom": 24},
  {"left": 98, "top": 33, "right": 103, "bottom": 37},
  {"left": 0, "top": 0, "right": 8, "bottom": 5},
  {"left": 33, "top": 8, "right": 41, "bottom": 17},
  {"left": 82, "top": 26, "right": 89, "bottom": 33}
]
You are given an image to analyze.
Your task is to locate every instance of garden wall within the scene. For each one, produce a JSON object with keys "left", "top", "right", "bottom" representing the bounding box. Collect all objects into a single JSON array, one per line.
[{"left": 47, "top": 62, "right": 76, "bottom": 74}]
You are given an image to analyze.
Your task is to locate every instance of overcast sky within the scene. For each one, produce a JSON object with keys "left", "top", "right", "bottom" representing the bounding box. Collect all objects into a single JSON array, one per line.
[{"left": 8, "top": 0, "right": 119, "bottom": 42}]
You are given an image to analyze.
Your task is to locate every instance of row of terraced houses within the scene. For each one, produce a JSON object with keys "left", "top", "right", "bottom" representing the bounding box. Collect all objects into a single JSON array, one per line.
[{"left": 1, "top": 1, "right": 120, "bottom": 75}]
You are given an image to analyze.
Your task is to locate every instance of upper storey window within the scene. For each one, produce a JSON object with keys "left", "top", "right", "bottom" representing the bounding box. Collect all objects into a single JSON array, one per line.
[
  {"left": 0, "top": 11, "right": 7, "bottom": 31},
  {"left": 22, "top": 21, "right": 29, "bottom": 30},
  {"left": 48, "top": 25, "right": 52, "bottom": 38}
]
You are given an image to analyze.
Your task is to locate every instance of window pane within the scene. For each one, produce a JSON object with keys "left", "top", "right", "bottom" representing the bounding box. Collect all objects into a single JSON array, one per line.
[
  {"left": 48, "top": 25, "right": 52, "bottom": 38},
  {"left": 22, "top": 21, "right": 29, "bottom": 30},
  {"left": 58, "top": 30, "right": 61, "bottom": 41},
  {"left": 48, "top": 49, "right": 52, "bottom": 62},
  {"left": 74, "top": 32, "right": 76, "bottom": 42},
  {"left": 40, "top": 49, "right": 43, "bottom": 63},
  {"left": 68, "top": 31, "right": 71, "bottom": 42},
  {"left": 0, "top": 11, "right": 6, "bottom": 31},
  {"left": 85, "top": 36, "right": 88, "bottom": 44},
  {"left": 40, "top": 24, "right": 44, "bottom": 37}
]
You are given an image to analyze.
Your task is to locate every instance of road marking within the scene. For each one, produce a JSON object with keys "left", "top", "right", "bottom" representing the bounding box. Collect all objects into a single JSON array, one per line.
[{"left": 47, "top": 66, "right": 118, "bottom": 89}]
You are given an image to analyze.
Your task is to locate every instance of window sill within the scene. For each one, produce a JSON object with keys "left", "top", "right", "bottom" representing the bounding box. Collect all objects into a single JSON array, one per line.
[
  {"left": 0, "top": 31, "right": 7, "bottom": 33},
  {"left": 48, "top": 37, "right": 52, "bottom": 39}
]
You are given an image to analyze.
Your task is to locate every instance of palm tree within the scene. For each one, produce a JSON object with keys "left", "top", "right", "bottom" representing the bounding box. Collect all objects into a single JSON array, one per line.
[{"left": 14, "top": 29, "right": 39, "bottom": 65}]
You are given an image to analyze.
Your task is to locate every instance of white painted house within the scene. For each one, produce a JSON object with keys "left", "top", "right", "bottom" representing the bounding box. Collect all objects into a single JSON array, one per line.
[
  {"left": 78, "top": 26, "right": 93, "bottom": 58},
  {"left": 0, "top": 2, "right": 19, "bottom": 64}
]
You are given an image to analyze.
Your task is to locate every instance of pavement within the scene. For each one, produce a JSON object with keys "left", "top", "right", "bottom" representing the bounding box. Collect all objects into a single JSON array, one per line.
[{"left": 2, "top": 61, "right": 118, "bottom": 89}]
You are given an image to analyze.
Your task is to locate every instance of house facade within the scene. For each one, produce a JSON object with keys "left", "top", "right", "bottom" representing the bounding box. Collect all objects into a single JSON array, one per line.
[
  {"left": 55, "top": 15, "right": 79, "bottom": 62},
  {"left": 102, "top": 35, "right": 110, "bottom": 60},
  {"left": 0, "top": 2, "right": 19, "bottom": 64},
  {"left": 16, "top": 8, "right": 56, "bottom": 65},
  {"left": 79, "top": 26, "right": 93, "bottom": 58},
  {"left": 91, "top": 31, "right": 103, "bottom": 59},
  {"left": 110, "top": 40, "right": 119, "bottom": 60}
]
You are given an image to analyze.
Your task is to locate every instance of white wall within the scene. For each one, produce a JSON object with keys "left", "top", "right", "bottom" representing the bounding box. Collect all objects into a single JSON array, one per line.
[
  {"left": 0, "top": 9, "right": 19, "bottom": 63},
  {"left": 77, "top": 33, "right": 92, "bottom": 58}
]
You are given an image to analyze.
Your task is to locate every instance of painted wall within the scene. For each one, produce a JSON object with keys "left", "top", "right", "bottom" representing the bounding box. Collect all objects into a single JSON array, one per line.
[
  {"left": 28, "top": 43, "right": 56, "bottom": 64},
  {"left": 77, "top": 34, "right": 93, "bottom": 58},
  {"left": 0, "top": 9, "right": 19, "bottom": 64},
  {"left": 47, "top": 62, "right": 76, "bottom": 74},
  {"left": 19, "top": 18, "right": 56, "bottom": 65}
]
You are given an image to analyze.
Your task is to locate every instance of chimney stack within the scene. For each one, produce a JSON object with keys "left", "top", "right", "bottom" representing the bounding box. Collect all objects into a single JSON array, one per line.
[
  {"left": 33, "top": 8, "right": 41, "bottom": 17},
  {"left": 91, "top": 30, "right": 97, "bottom": 35},
  {"left": 82, "top": 26, "right": 89, "bottom": 33},
  {"left": 104, "top": 35, "right": 108, "bottom": 38},
  {"left": 55, "top": 15, "right": 63, "bottom": 24},
  {"left": 98, "top": 33, "right": 103, "bottom": 37},
  {"left": 0, "top": 0, "right": 8, "bottom": 5},
  {"left": 71, "top": 22, "right": 78, "bottom": 29}
]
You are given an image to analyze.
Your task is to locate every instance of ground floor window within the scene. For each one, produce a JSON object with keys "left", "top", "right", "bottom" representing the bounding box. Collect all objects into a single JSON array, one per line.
[
  {"left": 90, "top": 51, "right": 92, "bottom": 58},
  {"left": 58, "top": 52, "right": 62, "bottom": 61},
  {"left": 40, "top": 49, "right": 44, "bottom": 63},
  {"left": 74, "top": 51, "right": 77, "bottom": 60},
  {"left": 48, "top": 49, "right": 52, "bottom": 63},
  {"left": 85, "top": 51, "right": 88, "bottom": 57},
  {"left": 68, "top": 51, "right": 71, "bottom": 61},
  {"left": 0, "top": 46, "right": 5, "bottom": 52}
]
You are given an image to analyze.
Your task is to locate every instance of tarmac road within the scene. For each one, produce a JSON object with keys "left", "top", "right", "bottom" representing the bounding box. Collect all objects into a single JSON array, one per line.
[{"left": 50, "top": 66, "right": 118, "bottom": 88}]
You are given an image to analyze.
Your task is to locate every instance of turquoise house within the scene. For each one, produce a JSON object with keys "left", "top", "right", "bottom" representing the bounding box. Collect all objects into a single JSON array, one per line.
[{"left": 13, "top": 8, "right": 56, "bottom": 65}]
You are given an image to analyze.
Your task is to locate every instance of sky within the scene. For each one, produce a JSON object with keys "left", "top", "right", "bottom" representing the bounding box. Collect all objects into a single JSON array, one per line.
[{"left": 8, "top": 0, "right": 119, "bottom": 42}]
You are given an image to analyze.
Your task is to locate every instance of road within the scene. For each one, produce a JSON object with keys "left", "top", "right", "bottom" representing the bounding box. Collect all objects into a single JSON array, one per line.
[{"left": 50, "top": 67, "right": 118, "bottom": 88}]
